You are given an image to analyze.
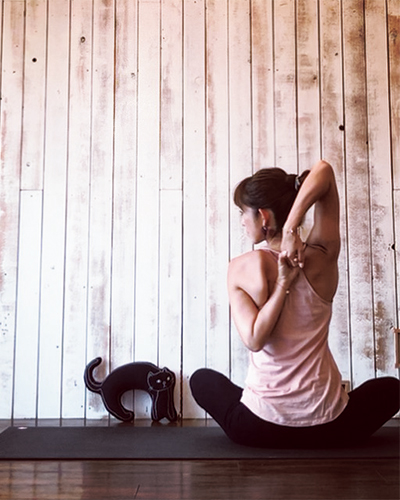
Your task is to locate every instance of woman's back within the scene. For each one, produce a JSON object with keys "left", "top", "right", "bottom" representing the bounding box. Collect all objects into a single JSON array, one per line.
[{"left": 241, "top": 248, "right": 349, "bottom": 427}]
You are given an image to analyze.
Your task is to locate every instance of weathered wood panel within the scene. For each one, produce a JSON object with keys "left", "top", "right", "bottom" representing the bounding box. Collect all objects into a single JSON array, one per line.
[
  {"left": 251, "top": 0, "right": 274, "bottom": 169},
  {"left": 110, "top": 0, "right": 138, "bottom": 415},
  {"left": 205, "top": 0, "right": 230, "bottom": 379},
  {"left": 181, "top": 0, "right": 207, "bottom": 418},
  {"left": 61, "top": 0, "right": 93, "bottom": 418},
  {"left": 37, "top": 0, "right": 70, "bottom": 418},
  {"left": 342, "top": 0, "right": 375, "bottom": 387},
  {"left": 0, "top": 0, "right": 398, "bottom": 420},
  {"left": 388, "top": 0, "right": 400, "bottom": 348},
  {"left": 365, "top": 0, "right": 397, "bottom": 378},
  {"left": 84, "top": 0, "right": 115, "bottom": 419},
  {"left": 319, "top": 0, "right": 350, "bottom": 380},
  {"left": 159, "top": 0, "right": 184, "bottom": 415},
  {"left": 0, "top": 0, "right": 24, "bottom": 419},
  {"left": 228, "top": 0, "right": 252, "bottom": 386},
  {"left": 274, "top": 0, "right": 297, "bottom": 171},
  {"left": 13, "top": 191, "right": 42, "bottom": 418},
  {"left": 389, "top": 0, "right": 400, "bottom": 190},
  {"left": 20, "top": 0, "right": 47, "bottom": 190},
  {"left": 134, "top": 0, "right": 161, "bottom": 418},
  {"left": 159, "top": 189, "right": 182, "bottom": 412},
  {"left": 296, "top": 0, "right": 320, "bottom": 170}
]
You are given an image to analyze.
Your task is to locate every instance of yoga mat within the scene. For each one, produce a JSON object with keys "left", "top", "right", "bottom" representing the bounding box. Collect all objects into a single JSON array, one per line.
[{"left": 0, "top": 425, "right": 398, "bottom": 460}]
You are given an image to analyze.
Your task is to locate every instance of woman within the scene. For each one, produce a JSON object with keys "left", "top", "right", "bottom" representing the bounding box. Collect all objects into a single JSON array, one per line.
[{"left": 190, "top": 160, "right": 399, "bottom": 448}]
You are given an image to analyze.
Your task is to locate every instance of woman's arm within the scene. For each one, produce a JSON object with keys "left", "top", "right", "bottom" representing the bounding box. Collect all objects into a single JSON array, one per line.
[
  {"left": 228, "top": 251, "right": 298, "bottom": 352},
  {"left": 282, "top": 160, "right": 340, "bottom": 267}
]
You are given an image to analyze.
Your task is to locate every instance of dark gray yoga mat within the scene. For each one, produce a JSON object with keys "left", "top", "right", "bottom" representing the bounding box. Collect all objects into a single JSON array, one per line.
[{"left": 0, "top": 425, "right": 398, "bottom": 460}]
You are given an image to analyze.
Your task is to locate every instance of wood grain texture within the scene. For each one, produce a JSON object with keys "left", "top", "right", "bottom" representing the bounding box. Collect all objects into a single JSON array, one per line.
[
  {"left": 134, "top": 0, "right": 161, "bottom": 418},
  {"left": 274, "top": 0, "right": 297, "bottom": 171},
  {"left": 319, "top": 0, "right": 350, "bottom": 381},
  {"left": 182, "top": 0, "right": 207, "bottom": 418},
  {"left": 342, "top": 0, "right": 375, "bottom": 386},
  {"left": 37, "top": 0, "right": 70, "bottom": 419},
  {"left": 20, "top": 0, "right": 47, "bottom": 190},
  {"left": 296, "top": 0, "right": 320, "bottom": 170},
  {"left": 365, "top": 0, "right": 397, "bottom": 378},
  {"left": 13, "top": 191, "right": 42, "bottom": 419},
  {"left": 0, "top": 457, "right": 398, "bottom": 500},
  {"left": 0, "top": 0, "right": 24, "bottom": 419},
  {"left": 205, "top": 0, "right": 230, "bottom": 378},
  {"left": 228, "top": 0, "right": 252, "bottom": 386},
  {"left": 251, "top": 0, "right": 274, "bottom": 170},
  {"left": 62, "top": 0, "right": 93, "bottom": 419},
  {"left": 111, "top": 0, "right": 138, "bottom": 370}
]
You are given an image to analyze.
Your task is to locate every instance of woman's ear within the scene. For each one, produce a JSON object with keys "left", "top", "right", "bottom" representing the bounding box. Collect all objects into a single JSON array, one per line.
[{"left": 258, "top": 208, "right": 270, "bottom": 227}]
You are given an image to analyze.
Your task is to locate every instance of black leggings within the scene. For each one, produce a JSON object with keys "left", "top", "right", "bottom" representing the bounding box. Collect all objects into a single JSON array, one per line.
[{"left": 190, "top": 368, "right": 400, "bottom": 448}]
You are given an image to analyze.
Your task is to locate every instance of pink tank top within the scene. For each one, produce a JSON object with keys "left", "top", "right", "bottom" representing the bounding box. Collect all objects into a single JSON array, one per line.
[{"left": 241, "top": 249, "right": 349, "bottom": 427}]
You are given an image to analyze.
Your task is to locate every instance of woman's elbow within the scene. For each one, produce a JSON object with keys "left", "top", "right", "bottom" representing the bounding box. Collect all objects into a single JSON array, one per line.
[{"left": 244, "top": 336, "right": 265, "bottom": 353}]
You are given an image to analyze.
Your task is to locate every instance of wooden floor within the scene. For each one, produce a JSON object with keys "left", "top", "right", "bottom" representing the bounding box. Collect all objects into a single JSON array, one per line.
[{"left": 0, "top": 419, "right": 399, "bottom": 500}]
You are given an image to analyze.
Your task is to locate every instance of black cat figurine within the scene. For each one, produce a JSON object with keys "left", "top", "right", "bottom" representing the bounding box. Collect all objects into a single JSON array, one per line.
[{"left": 84, "top": 357, "right": 178, "bottom": 422}]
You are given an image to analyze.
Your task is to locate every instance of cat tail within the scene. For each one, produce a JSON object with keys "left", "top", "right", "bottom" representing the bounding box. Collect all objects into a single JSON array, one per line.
[{"left": 84, "top": 357, "right": 103, "bottom": 394}]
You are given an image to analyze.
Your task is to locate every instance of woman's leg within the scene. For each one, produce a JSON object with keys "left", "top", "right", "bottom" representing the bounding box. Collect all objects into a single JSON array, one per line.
[
  {"left": 189, "top": 368, "right": 243, "bottom": 429},
  {"left": 191, "top": 371, "right": 400, "bottom": 448},
  {"left": 329, "top": 376, "right": 400, "bottom": 443},
  {"left": 190, "top": 368, "right": 304, "bottom": 447}
]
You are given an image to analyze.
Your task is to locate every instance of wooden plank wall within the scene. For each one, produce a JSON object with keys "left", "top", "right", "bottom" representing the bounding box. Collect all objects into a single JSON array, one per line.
[{"left": 0, "top": 0, "right": 399, "bottom": 420}]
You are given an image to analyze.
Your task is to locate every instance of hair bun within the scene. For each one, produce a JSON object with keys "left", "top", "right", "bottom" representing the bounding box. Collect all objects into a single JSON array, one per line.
[
  {"left": 285, "top": 173, "right": 297, "bottom": 190},
  {"left": 296, "top": 170, "right": 310, "bottom": 191}
]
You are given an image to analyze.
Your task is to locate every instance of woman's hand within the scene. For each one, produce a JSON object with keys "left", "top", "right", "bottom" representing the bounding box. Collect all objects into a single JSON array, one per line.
[
  {"left": 281, "top": 230, "right": 305, "bottom": 269},
  {"left": 277, "top": 250, "right": 300, "bottom": 289}
]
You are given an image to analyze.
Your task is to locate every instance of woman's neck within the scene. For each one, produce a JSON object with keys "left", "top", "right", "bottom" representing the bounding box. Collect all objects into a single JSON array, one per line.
[
  {"left": 255, "top": 234, "right": 281, "bottom": 252},
  {"left": 266, "top": 235, "right": 282, "bottom": 252}
]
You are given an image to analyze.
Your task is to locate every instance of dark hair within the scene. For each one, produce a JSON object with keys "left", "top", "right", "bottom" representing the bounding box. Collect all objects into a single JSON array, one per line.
[{"left": 234, "top": 168, "right": 310, "bottom": 233}]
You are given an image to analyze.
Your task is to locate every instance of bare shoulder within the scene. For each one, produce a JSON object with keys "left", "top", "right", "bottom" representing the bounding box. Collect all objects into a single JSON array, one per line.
[
  {"left": 228, "top": 249, "right": 274, "bottom": 277},
  {"left": 228, "top": 249, "right": 277, "bottom": 307}
]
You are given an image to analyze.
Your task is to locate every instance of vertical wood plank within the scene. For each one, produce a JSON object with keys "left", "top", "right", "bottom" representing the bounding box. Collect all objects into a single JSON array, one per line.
[
  {"left": 160, "top": 0, "right": 183, "bottom": 190},
  {"left": 134, "top": 0, "right": 161, "bottom": 418},
  {"left": 85, "top": 0, "right": 115, "bottom": 419},
  {"left": 296, "top": 0, "right": 320, "bottom": 170},
  {"left": 365, "top": 0, "right": 397, "bottom": 378},
  {"left": 274, "top": 0, "right": 297, "bottom": 171},
  {"left": 395, "top": 191, "right": 400, "bottom": 335},
  {"left": 37, "top": 0, "right": 70, "bottom": 418},
  {"left": 13, "top": 191, "right": 42, "bottom": 418},
  {"left": 229, "top": 0, "right": 252, "bottom": 259},
  {"left": 182, "top": 0, "right": 207, "bottom": 418},
  {"left": 388, "top": 0, "right": 400, "bottom": 340},
  {"left": 251, "top": 0, "right": 275, "bottom": 170},
  {"left": 319, "top": 0, "right": 350, "bottom": 380},
  {"left": 0, "top": 0, "right": 24, "bottom": 418},
  {"left": 110, "top": 0, "right": 138, "bottom": 371},
  {"left": 158, "top": 190, "right": 182, "bottom": 415},
  {"left": 228, "top": 0, "right": 252, "bottom": 386},
  {"left": 205, "top": 0, "right": 230, "bottom": 378},
  {"left": 158, "top": 0, "right": 184, "bottom": 414},
  {"left": 20, "top": 0, "right": 47, "bottom": 190},
  {"left": 342, "top": 0, "right": 375, "bottom": 387},
  {"left": 388, "top": 0, "right": 400, "bottom": 190},
  {"left": 62, "top": 0, "right": 93, "bottom": 418}
]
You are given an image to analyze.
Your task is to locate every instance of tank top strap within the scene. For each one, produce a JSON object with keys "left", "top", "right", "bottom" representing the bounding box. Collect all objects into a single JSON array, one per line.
[{"left": 260, "top": 247, "right": 279, "bottom": 261}]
